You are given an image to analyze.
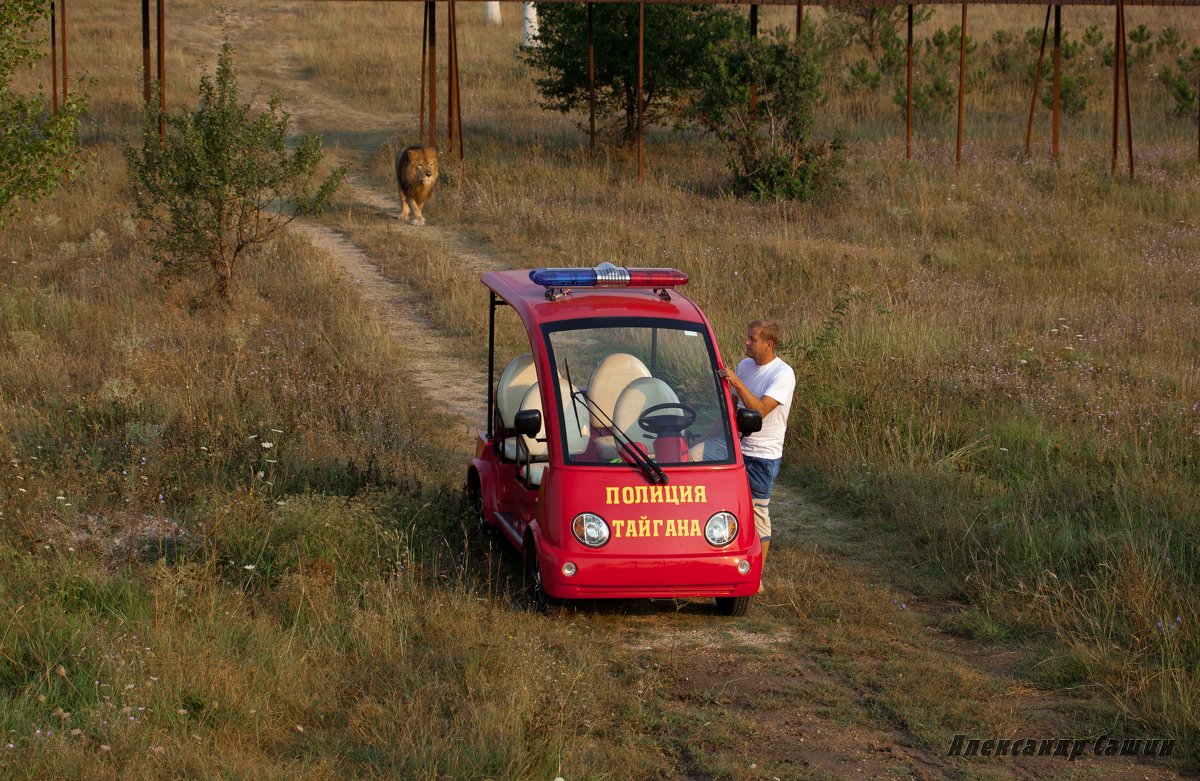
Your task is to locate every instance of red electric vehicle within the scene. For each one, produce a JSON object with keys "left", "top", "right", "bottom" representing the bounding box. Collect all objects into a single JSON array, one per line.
[{"left": 466, "top": 264, "right": 764, "bottom": 615}]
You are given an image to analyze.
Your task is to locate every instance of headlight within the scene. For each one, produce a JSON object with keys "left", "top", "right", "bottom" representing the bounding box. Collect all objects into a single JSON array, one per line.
[
  {"left": 704, "top": 512, "right": 738, "bottom": 547},
  {"left": 571, "top": 512, "right": 610, "bottom": 548}
]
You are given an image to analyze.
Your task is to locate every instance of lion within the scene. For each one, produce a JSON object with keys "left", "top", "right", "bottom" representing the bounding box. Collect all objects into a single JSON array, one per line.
[{"left": 395, "top": 145, "right": 439, "bottom": 226}]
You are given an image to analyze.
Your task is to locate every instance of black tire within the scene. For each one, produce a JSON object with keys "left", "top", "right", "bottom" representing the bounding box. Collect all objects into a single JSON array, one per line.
[
  {"left": 715, "top": 595, "right": 752, "bottom": 617},
  {"left": 524, "top": 537, "right": 549, "bottom": 612},
  {"left": 466, "top": 472, "right": 486, "bottom": 531}
]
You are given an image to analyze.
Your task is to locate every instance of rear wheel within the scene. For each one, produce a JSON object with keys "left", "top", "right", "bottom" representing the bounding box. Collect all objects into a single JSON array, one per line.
[
  {"left": 715, "top": 595, "right": 752, "bottom": 617},
  {"left": 466, "top": 472, "right": 486, "bottom": 531}
]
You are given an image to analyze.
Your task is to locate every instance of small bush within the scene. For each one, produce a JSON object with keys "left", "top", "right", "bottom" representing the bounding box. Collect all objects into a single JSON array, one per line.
[
  {"left": 124, "top": 41, "right": 345, "bottom": 302},
  {"left": 689, "top": 28, "right": 842, "bottom": 200}
]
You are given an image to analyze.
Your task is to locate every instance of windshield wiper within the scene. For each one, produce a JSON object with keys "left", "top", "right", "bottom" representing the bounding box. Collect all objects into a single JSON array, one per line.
[{"left": 570, "top": 386, "right": 667, "bottom": 485}]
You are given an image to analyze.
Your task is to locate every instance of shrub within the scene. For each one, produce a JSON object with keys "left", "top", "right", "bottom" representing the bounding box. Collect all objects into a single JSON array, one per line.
[
  {"left": 0, "top": 0, "right": 86, "bottom": 226},
  {"left": 123, "top": 42, "right": 345, "bottom": 302},
  {"left": 689, "top": 27, "right": 842, "bottom": 200}
]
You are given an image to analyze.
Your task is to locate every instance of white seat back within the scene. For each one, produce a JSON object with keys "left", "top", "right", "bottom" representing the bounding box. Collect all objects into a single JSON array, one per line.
[
  {"left": 585, "top": 353, "right": 650, "bottom": 428},
  {"left": 613, "top": 377, "right": 680, "bottom": 452},
  {"left": 496, "top": 354, "right": 536, "bottom": 429},
  {"left": 515, "top": 378, "right": 589, "bottom": 459}
]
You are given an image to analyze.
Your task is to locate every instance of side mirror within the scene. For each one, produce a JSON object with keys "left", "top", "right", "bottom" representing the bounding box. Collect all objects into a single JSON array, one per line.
[
  {"left": 514, "top": 409, "right": 542, "bottom": 438},
  {"left": 736, "top": 408, "right": 762, "bottom": 436}
]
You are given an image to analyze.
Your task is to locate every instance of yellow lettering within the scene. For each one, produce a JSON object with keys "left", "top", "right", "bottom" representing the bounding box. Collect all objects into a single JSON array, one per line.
[
  {"left": 634, "top": 486, "right": 649, "bottom": 504},
  {"left": 690, "top": 519, "right": 701, "bottom": 536},
  {"left": 621, "top": 487, "right": 635, "bottom": 504},
  {"left": 679, "top": 486, "right": 692, "bottom": 503},
  {"left": 611, "top": 519, "right": 624, "bottom": 537},
  {"left": 695, "top": 485, "right": 706, "bottom": 503},
  {"left": 606, "top": 487, "right": 620, "bottom": 504},
  {"left": 653, "top": 519, "right": 664, "bottom": 537},
  {"left": 649, "top": 485, "right": 663, "bottom": 503},
  {"left": 666, "top": 519, "right": 677, "bottom": 536},
  {"left": 664, "top": 485, "right": 679, "bottom": 504},
  {"left": 638, "top": 518, "right": 651, "bottom": 537}
]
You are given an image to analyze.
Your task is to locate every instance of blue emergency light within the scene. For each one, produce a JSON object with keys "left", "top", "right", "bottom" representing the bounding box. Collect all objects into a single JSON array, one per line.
[{"left": 529, "top": 262, "right": 688, "bottom": 289}]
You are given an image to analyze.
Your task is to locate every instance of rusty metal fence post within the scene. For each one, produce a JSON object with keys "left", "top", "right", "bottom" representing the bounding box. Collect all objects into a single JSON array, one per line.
[
  {"left": 51, "top": 3, "right": 59, "bottom": 116},
  {"left": 906, "top": 3, "right": 913, "bottom": 160},
  {"left": 956, "top": 3, "right": 966, "bottom": 173},
  {"left": 1025, "top": 5, "right": 1050, "bottom": 156},
  {"left": 637, "top": 0, "right": 644, "bottom": 184},
  {"left": 1052, "top": 4, "right": 1060, "bottom": 161}
]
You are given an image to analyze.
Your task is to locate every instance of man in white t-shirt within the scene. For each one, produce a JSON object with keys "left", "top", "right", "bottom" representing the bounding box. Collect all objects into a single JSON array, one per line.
[{"left": 719, "top": 319, "right": 795, "bottom": 565}]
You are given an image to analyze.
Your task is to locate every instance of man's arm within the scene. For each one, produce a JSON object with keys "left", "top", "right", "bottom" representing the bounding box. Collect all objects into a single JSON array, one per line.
[{"left": 719, "top": 368, "right": 781, "bottom": 417}]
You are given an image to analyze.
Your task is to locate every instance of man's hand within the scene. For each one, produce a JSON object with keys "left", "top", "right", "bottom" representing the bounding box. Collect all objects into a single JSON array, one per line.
[{"left": 720, "top": 368, "right": 780, "bottom": 418}]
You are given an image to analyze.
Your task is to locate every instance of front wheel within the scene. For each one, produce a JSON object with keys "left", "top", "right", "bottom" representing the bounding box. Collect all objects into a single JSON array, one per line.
[
  {"left": 524, "top": 538, "right": 549, "bottom": 612},
  {"left": 715, "top": 595, "right": 752, "bottom": 617}
]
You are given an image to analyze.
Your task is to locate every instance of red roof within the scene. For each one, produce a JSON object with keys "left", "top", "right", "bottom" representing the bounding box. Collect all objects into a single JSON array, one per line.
[{"left": 482, "top": 270, "right": 708, "bottom": 329}]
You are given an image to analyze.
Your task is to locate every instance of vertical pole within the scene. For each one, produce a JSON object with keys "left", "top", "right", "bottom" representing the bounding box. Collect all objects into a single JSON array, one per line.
[
  {"left": 51, "top": 3, "right": 59, "bottom": 116},
  {"left": 1110, "top": 0, "right": 1119, "bottom": 175},
  {"left": 453, "top": 0, "right": 463, "bottom": 163},
  {"left": 1052, "top": 4, "right": 1061, "bottom": 162},
  {"left": 61, "top": 0, "right": 67, "bottom": 106},
  {"left": 750, "top": 5, "right": 758, "bottom": 116},
  {"left": 428, "top": 0, "right": 437, "bottom": 148},
  {"left": 906, "top": 4, "right": 913, "bottom": 160},
  {"left": 487, "top": 293, "right": 496, "bottom": 440},
  {"left": 795, "top": 0, "right": 804, "bottom": 39},
  {"left": 588, "top": 1, "right": 596, "bottom": 156},
  {"left": 1121, "top": 0, "right": 1133, "bottom": 178},
  {"left": 156, "top": 0, "right": 165, "bottom": 142},
  {"left": 142, "top": 0, "right": 151, "bottom": 106},
  {"left": 956, "top": 3, "right": 967, "bottom": 174},
  {"left": 1026, "top": 6, "right": 1050, "bottom": 156},
  {"left": 637, "top": 0, "right": 644, "bottom": 185},
  {"left": 420, "top": 2, "right": 428, "bottom": 142},
  {"left": 447, "top": 0, "right": 456, "bottom": 160}
]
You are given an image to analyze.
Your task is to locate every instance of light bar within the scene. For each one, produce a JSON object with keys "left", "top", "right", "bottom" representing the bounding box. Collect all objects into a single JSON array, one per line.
[{"left": 530, "top": 262, "right": 688, "bottom": 290}]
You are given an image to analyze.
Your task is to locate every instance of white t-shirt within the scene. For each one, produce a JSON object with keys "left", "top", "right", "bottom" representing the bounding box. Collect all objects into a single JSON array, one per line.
[{"left": 735, "top": 356, "right": 795, "bottom": 459}]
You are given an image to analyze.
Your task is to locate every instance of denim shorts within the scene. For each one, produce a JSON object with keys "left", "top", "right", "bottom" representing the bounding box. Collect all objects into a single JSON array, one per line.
[{"left": 744, "top": 455, "right": 782, "bottom": 500}]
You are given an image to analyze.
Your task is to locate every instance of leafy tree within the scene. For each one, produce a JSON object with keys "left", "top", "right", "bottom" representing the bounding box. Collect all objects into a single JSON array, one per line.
[
  {"left": 893, "top": 27, "right": 976, "bottom": 121},
  {"left": 1157, "top": 46, "right": 1200, "bottom": 120},
  {"left": 124, "top": 42, "right": 345, "bottom": 302},
  {"left": 689, "top": 27, "right": 841, "bottom": 200},
  {"left": 521, "top": 3, "right": 742, "bottom": 144},
  {"left": 1, "top": 0, "right": 86, "bottom": 226}
]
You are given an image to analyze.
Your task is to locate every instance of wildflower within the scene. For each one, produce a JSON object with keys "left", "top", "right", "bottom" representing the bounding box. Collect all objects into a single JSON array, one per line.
[{"left": 261, "top": 442, "right": 273, "bottom": 449}]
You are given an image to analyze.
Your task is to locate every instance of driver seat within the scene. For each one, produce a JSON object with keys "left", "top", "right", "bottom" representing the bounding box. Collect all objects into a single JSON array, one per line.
[{"left": 608, "top": 377, "right": 680, "bottom": 459}]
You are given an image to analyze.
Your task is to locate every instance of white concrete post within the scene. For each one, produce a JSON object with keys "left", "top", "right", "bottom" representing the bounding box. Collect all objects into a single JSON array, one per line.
[
  {"left": 483, "top": 1, "right": 502, "bottom": 27},
  {"left": 522, "top": 2, "right": 539, "bottom": 46}
]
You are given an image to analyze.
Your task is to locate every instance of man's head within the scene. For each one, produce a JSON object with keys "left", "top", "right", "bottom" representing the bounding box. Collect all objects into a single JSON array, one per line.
[{"left": 745, "top": 319, "right": 780, "bottom": 365}]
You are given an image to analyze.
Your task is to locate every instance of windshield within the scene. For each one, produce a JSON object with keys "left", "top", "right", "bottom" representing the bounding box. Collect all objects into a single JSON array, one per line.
[{"left": 545, "top": 319, "right": 735, "bottom": 467}]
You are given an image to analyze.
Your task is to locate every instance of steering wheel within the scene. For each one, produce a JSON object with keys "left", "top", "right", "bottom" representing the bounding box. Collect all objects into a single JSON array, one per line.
[{"left": 637, "top": 402, "right": 697, "bottom": 437}]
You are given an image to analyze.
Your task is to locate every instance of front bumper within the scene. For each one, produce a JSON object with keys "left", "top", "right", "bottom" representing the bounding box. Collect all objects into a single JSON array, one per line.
[{"left": 537, "top": 542, "right": 761, "bottom": 600}]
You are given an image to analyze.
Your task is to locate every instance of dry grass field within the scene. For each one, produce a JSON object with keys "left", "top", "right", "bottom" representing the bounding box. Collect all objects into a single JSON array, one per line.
[{"left": 1, "top": 0, "right": 1198, "bottom": 778}]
